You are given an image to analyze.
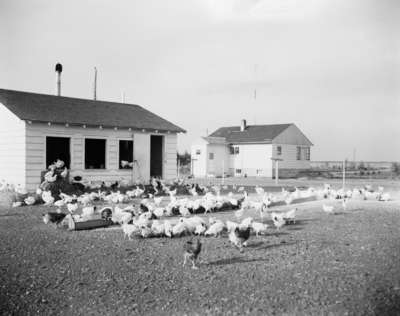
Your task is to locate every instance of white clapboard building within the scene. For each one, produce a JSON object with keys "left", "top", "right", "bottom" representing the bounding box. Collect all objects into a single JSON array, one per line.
[
  {"left": 191, "top": 120, "right": 312, "bottom": 178},
  {"left": 0, "top": 88, "right": 185, "bottom": 191}
]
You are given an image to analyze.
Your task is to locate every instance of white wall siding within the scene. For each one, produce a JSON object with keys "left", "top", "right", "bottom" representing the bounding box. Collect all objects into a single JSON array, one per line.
[
  {"left": 0, "top": 104, "right": 26, "bottom": 188},
  {"left": 191, "top": 139, "right": 208, "bottom": 177},
  {"left": 164, "top": 134, "right": 177, "bottom": 180},
  {"left": 230, "top": 144, "right": 273, "bottom": 177},
  {"left": 207, "top": 144, "right": 229, "bottom": 176},
  {"left": 25, "top": 123, "right": 160, "bottom": 190},
  {"left": 272, "top": 144, "right": 311, "bottom": 169}
]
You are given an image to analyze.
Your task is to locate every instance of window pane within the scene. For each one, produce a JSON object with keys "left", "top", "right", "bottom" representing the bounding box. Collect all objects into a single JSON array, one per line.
[
  {"left": 85, "top": 139, "right": 106, "bottom": 169},
  {"left": 209, "top": 153, "right": 214, "bottom": 160},
  {"left": 296, "top": 147, "right": 301, "bottom": 160},
  {"left": 46, "top": 137, "right": 70, "bottom": 168},
  {"left": 119, "top": 140, "right": 133, "bottom": 169},
  {"left": 196, "top": 149, "right": 201, "bottom": 155},
  {"left": 277, "top": 146, "right": 282, "bottom": 155},
  {"left": 234, "top": 146, "right": 239, "bottom": 154},
  {"left": 229, "top": 146, "right": 234, "bottom": 155}
]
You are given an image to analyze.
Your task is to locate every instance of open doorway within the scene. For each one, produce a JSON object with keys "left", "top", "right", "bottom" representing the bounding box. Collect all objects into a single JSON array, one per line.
[
  {"left": 46, "top": 137, "right": 70, "bottom": 168},
  {"left": 150, "top": 135, "right": 163, "bottom": 178}
]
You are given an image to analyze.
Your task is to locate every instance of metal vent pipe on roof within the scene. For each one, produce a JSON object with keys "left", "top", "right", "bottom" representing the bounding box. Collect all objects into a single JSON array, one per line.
[
  {"left": 55, "top": 63, "right": 62, "bottom": 96},
  {"left": 240, "top": 119, "right": 247, "bottom": 131},
  {"left": 93, "top": 67, "right": 97, "bottom": 100}
]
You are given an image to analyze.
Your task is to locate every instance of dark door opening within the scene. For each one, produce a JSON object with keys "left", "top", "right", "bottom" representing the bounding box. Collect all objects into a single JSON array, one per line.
[
  {"left": 150, "top": 135, "right": 163, "bottom": 178},
  {"left": 46, "top": 137, "right": 70, "bottom": 168}
]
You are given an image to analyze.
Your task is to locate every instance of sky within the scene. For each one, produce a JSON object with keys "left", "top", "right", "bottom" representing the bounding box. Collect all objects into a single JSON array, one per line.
[{"left": 0, "top": 0, "right": 399, "bottom": 161}]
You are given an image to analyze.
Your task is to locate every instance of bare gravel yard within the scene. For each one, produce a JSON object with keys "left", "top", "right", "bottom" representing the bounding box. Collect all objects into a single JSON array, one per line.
[{"left": 1, "top": 197, "right": 400, "bottom": 315}]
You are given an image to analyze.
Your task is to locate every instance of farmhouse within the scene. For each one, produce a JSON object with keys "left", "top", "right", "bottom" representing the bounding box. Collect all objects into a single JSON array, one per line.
[
  {"left": 191, "top": 120, "right": 312, "bottom": 178},
  {"left": 0, "top": 88, "right": 185, "bottom": 191}
]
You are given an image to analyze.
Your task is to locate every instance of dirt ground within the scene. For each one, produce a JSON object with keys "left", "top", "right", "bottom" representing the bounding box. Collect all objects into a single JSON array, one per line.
[{"left": 1, "top": 187, "right": 400, "bottom": 315}]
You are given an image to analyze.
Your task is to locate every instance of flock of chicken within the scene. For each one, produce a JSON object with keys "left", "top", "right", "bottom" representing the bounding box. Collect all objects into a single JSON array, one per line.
[{"left": 9, "top": 179, "right": 390, "bottom": 269}]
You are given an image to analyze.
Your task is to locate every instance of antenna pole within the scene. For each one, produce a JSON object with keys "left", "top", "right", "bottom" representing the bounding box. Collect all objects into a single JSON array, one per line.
[{"left": 93, "top": 67, "right": 97, "bottom": 100}]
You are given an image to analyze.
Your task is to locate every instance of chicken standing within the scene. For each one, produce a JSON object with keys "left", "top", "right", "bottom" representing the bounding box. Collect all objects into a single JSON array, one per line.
[
  {"left": 183, "top": 238, "right": 202, "bottom": 269},
  {"left": 229, "top": 226, "right": 251, "bottom": 252}
]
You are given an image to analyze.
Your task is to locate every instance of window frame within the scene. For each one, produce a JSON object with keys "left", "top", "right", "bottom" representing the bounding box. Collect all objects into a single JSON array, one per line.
[
  {"left": 196, "top": 149, "right": 201, "bottom": 155},
  {"left": 277, "top": 146, "right": 282, "bottom": 156},
  {"left": 296, "top": 146, "right": 301, "bottom": 160},
  {"left": 84, "top": 138, "right": 107, "bottom": 170},
  {"left": 45, "top": 136, "right": 71, "bottom": 169},
  {"left": 209, "top": 152, "right": 214, "bottom": 160},
  {"left": 118, "top": 139, "right": 134, "bottom": 170}
]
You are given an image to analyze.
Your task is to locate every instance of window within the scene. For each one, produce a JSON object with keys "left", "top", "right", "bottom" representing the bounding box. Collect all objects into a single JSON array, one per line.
[
  {"left": 305, "top": 147, "right": 310, "bottom": 161},
  {"left": 209, "top": 153, "right": 214, "bottom": 160},
  {"left": 196, "top": 149, "right": 201, "bottom": 155},
  {"left": 119, "top": 140, "right": 133, "bottom": 169},
  {"left": 46, "top": 137, "right": 70, "bottom": 168},
  {"left": 277, "top": 146, "right": 282, "bottom": 156},
  {"left": 235, "top": 169, "right": 242, "bottom": 174},
  {"left": 296, "top": 147, "right": 310, "bottom": 161},
  {"left": 85, "top": 139, "right": 106, "bottom": 169},
  {"left": 229, "top": 145, "right": 239, "bottom": 155}
]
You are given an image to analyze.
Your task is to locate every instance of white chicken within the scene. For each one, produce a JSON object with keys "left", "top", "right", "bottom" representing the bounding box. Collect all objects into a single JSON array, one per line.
[
  {"left": 255, "top": 186, "right": 265, "bottom": 196},
  {"left": 226, "top": 220, "right": 239, "bottom": 232},
  {"left": 42, "top": 191, "right": 54, "bottom": 205},
  {"left": 172, "top": 221, "right": 187, "bottom": 237},
  {"left": 271, "top": 212, "right": 285, "bottom": 230},
  {"left": 378, "top": 193, "right": 391, "bottom": 202},
  {"left": 283, "top": 208, "right": 297, "bottom": 224},
  {"left": 163, "top": 220, "right": 173, "bottom": 238},
  {"left": 122, "top": 223, "right": 139, "bottom": 240},
  {"left": 322, "top": 204, "right": 335, "bottom": 214},
  {"left": 82, "top": 206, "right": 96, "bottom": 218},
  {"left": 204, "top": 220, "right": 225, "bottom": 237},
  {"left": 194, "top": 223, "right": 207, "bottom": 235},
  {"left": 54, "top": 199, "right": 65, "bottom": 208},
  {"left": 151, "top": 220, "right": 166, "bottom": 236},
  {"left": 24, "top": 196, "right": 36, "bottom": 206},
  {"left": 154, "top": 196, "right": 163, "bottom": 206},
  {"left": 251, "top": 222, "right": 269, "bottom": 236},
  {"left": 67, "top": 203, "right": 79, "bottom": 213},
  {"left": 153, "top": 207, "right": 166, "bottom": 218}
]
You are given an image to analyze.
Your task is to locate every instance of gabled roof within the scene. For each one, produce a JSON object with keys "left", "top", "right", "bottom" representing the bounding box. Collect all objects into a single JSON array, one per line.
[
  {"left": 0, "top": 89, "right": 185, "bottom": 133},
  {"left": 209, "top": 124, "right": 292, "bottom": 144}
]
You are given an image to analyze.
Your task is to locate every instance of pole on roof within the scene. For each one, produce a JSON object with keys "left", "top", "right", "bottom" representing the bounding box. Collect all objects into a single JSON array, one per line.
[
  {"left": 93, "top": 67, "right": 97, "bottom": 100},
  {"left": 342, "top": 159, "right": 346, "bottom": 190}
]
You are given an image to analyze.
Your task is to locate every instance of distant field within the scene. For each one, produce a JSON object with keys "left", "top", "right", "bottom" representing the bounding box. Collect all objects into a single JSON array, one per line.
[{"left": 187, "top": 177, "right": 400, "bottom": 196}]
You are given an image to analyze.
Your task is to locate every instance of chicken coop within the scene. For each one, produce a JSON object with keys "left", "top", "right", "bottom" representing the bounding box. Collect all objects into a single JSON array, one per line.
[{"left": 0, "top": 88, "right": 185, "bottom": 191}]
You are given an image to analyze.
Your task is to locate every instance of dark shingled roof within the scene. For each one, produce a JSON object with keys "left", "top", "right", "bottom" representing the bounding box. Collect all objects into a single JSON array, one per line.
[
  {"left": 0, "top": 89, "right": 185, "bottom": 133},
  {"left": 209, "top": 124, "right": 292, "bottom": 143}
]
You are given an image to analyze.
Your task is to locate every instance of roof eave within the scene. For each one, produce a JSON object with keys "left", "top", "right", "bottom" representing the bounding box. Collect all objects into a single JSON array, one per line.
[{"left": 25, "top": 119, "right": 185, "bottom": 134}]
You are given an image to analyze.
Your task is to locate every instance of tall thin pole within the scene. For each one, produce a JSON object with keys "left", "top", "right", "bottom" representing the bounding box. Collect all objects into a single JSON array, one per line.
[
  {"left": 275, "top": 160, "right": 279, "bottom": 185},
  {"left": 93, "top": 67, "right": 97, "bottom": 100},
  {"left": 222, "top": 159, "right": 225, "bottom": 185},
  {"left": 342, "top": 160, "right": 346, "bottom": 190}
]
